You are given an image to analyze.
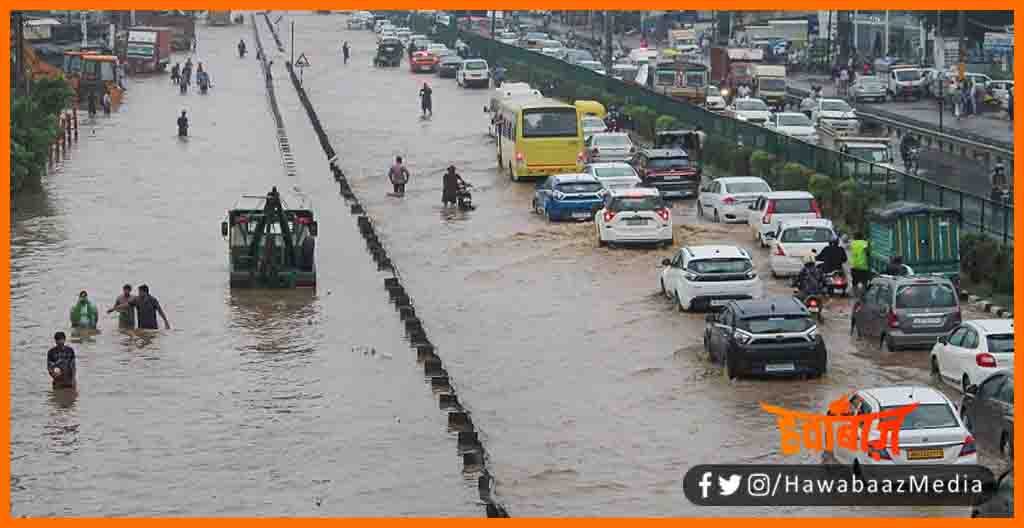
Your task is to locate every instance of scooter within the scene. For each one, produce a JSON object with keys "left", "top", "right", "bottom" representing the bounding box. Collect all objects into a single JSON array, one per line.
[
  {"left": 456, "top": 182, "right": 475, "bottom": 211},
  {"left": 795, "top": 289, "right": 825, "bottom": 322},
  {"left": 816, "top": 263, "right": 848, "bottom": 297},
  {"left": 904, "top": 147, "right": 920, "bottom": 176}
]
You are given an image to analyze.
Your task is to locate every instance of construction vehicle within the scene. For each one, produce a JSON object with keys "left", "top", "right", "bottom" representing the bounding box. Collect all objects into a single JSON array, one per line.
[
  {"left": 208, "top": 11, "right": 232, "bottom": 25},
  {"left": 221, "top": 188, "right": 318, "bottom": 288},
  {"left": 79, "top": 54, "right": 124, "bottom": 109}
]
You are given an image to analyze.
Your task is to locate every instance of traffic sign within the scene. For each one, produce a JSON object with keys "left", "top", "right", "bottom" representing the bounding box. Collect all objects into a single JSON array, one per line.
[{"left": 295, "top": 53, "right": 311, "bottom": 67}]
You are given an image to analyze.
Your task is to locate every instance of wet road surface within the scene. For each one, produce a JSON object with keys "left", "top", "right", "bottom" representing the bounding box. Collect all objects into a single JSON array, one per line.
[
  {"left": 10, "top": 16, "right": 479, "bottom": 517},
  {"left": 280, "top": 13, "right": 1005, "bottom": 516}
]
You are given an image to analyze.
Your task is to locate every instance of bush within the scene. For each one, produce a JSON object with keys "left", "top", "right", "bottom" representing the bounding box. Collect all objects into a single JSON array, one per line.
[
  {"left": 778, "top": 162, "right": 812, "bottom": 190},
  {"left": 961, "top": 233, "right": 1013, "bottom": 294},
  {"left": 731, "top": 146, "right": 753, "bottom": 176},
  {"left": 807, "top": 173, "right": 834, "bottom": 202},
  {"left": 624, "top": 105, "right": 657, "bottom": 139},
  {"left": 655, "top": 115, "right": 680, "bottom": 131},
  {"left": 12, "top": 77, "right": 74, "bottom": 193},
  {"left": 749, "top": 150, "right": 776, "bottom": 181}
]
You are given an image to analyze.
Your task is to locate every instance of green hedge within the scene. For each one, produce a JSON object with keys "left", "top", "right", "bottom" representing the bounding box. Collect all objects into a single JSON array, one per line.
[
  {"left": 961, "top": 233, "right": 1013, "bottom": 295},
  {"left": 12, "top": 77, "right": 74, "bottom": 193}
]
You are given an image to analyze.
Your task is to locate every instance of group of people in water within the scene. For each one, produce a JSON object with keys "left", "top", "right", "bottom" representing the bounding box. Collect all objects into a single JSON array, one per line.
[
  {"left": 170, "top": 57, "right": 212, "bottom": 95},
  {"left": 388, "top": 157, "right": 470, "bottom": 208}
]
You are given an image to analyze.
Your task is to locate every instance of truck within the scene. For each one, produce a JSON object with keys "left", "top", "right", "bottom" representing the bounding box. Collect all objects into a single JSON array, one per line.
[
  {"left": 208, "top": 11, "right": 232, "bottom": 26},
  {"left": 832, "top": 136, "right": 901, "bottom": 187},
  {"left": 753, "top": 64, "right": 786, "bottom": 110},
  {"left": 647, "top": 56, "right": 709, "bottom": 104},
  {"left": 709, "top": 46, "right": 763, "bottom": 92},
  {"left": 119, "top": 26, "right": 172, "bottom": 73}
]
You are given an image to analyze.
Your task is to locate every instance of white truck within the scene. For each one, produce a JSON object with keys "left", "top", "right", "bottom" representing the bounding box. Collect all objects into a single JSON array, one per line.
[{"left": 833, "top": 136, "right": 900, "bottom": 187}]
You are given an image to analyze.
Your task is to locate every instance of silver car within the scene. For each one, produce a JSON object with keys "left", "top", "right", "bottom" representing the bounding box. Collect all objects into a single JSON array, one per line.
[
  {"left": 851, "top": 75, "right": 887, "bottom": 103},
  {"left": 851, "top": 275, "right": 963, "bottom": 351},
  {"left": 584, "top": 132, "right": 635, "bottom": 164}
]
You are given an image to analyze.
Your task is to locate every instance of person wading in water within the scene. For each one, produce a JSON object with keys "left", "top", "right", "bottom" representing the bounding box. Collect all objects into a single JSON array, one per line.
[{"left": 47, "top": 332, "right": 77, "bottom": 388}]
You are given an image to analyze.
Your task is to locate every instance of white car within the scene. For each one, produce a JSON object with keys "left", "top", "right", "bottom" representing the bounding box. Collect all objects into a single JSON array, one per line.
[
  {"left": 426, "top": 43, "right": 449, "bottom": 57},
  {"left": 583, "top": 162, "right": 641, "bottom": 191},
  {"left": 931, "top": 319, "right": 1015, "bottom": 393},
  {"left": 456, "top": 59, "right": 490, "bottom": 88},
  {"left": 728, "top": 97, "right": 772, "bottom": 125},
  {"left": 659, "top": 245, "right": 763, "bottom": 312},
  {"left": 705, "top": 94, "right": 727, "bottom": 112},
  {"left": 766, "top": 112, "right": 819, "bottom": 144},
  {"left": 595, "top": 187, "right": 673, "bottom": 248},
  {"left": 829, "top": 386, "right": 978, "bottom": 468},
  {"left": 766, "top": 218, "right": 836, "bottom": 277},
  {"left": 696, "top": 176, "right": 771, "bottom": 223},
  {"left": 580, "top": 115, "right": 608, "bottom": 141},
  {"left": 747, "top": 191, "right": 821, "bottom": 248},
  {"left": 584, "top": 132, "right": 635, "bottom": 164},
  {"left": 812, "top": 98, "right": 859, "bottom": 134}
]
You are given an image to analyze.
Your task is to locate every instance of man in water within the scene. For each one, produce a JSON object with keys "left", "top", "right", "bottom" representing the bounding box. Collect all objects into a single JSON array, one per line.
[
  {"left": 419, "top": 82, "right": 433, "bottom": 117},
  {"left": 177, "top": 110, "right": 189, "bottom": 137},
  {"left": 111, "top": 284, "right": 170, "bottom": 330},
  {"left": 388, "top": 156, "right": 410, "bottom": 195},
  {"left": 441, "top": 165, "right": 467, "bottom": 207},
  {"left": 70, "top": 290, "right": 98, "bottom": 330},
  {"left": 238, "top": 39, "right": 247, "bottom": 58},
  {"left": 108, "top": 284, "right": 136, "bottom": 330},
  {"left": 342, "top": 41, "right": 350, "bottom": 64},
  {"left": 48, "top": 332, "right": 76, "bottom": 388}
]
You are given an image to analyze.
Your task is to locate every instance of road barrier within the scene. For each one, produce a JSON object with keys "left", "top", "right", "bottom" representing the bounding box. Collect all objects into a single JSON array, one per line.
[
  {"left": 251, "top": 15, "right": 296, "bottom": 181},
  {"left": 259, "top": 15, "right": 511, "bottom": 518},
  {"left": 437, "top": 21, "right": 1013, "bottom": 246}
]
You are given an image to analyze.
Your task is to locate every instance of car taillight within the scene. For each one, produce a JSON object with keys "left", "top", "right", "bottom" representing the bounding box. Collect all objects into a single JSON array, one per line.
[
  {"left": 811, "top": 199, "right": 822, "bottom": 218},
  {"left": 806, "top": 298, "right": 818, "bottom": 307},
  {"left": 722, "top": 196, "right": 736, "bottom": 205},
  {"left": 603, "top": 211, "right": 616, "bottom": 223},
  {"left": 976, "top": 353, "right": 997, "bottom": 368},
  {"left": 959, "top": 435, "right": 976, "bottom": 456},
  {"left": 762, "top": 200, "right": 775, "bottom": 224},
  {"left": 656, "top": 208, "right": 670, "bottom": 222},
  {"left": 775, "top": 244, "right": 785, "bottom": 256},
  {"left": 887, "top": 310, "right": 899, "bottom": 328},
  {"left": 515, "top": 152, "right": 524, "bottom": 164}
]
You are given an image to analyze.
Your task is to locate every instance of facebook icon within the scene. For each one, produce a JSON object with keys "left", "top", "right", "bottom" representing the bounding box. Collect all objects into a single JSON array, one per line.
[{"left": 698, "top": 471, "right": 714, "bottom": 499}]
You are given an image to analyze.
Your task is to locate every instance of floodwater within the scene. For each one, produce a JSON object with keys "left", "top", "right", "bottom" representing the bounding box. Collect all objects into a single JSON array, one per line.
[{"left": 9, "top": 11, "right": 1004, "bottom": 518}]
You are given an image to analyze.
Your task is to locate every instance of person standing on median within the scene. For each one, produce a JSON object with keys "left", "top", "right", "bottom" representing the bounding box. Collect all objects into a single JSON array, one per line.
[{"left": 109, "top": 284, "right": 170, "bottom": 330}]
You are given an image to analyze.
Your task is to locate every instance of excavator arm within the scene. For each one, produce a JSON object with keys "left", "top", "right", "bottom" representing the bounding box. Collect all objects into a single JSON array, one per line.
[{"left": 246, "top": 188, "right": 297, "bottom": 273}]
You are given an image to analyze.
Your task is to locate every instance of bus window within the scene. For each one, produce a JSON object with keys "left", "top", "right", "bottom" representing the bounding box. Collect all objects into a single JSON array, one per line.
[{"left": 521, "top": 108, "right": 578, "bottom": 138}]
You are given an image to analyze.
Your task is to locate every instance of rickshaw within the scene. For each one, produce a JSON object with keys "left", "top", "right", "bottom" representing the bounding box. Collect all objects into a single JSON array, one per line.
[
  {"left": 80, "top": 54, "right": 125, "bottom": 109},
  {"left": 374, "top": 40, "right": 403, "bottom": 67},
  {"left": 866, "top": 201, "right": 962, "bottom": 288}
]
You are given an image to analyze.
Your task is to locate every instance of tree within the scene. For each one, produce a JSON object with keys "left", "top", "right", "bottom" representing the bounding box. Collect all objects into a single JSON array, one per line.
[{"left": 11, "top": 77, "right": 73, "bottom": 192}]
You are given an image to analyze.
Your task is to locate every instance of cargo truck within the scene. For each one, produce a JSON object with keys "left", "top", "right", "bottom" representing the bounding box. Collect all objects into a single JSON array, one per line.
[
  {"left": 119, "top": 26, "right": 172, "bottom": 73},
  {"left": 753, "top": 64, "right": 786, "bottom": 110}
]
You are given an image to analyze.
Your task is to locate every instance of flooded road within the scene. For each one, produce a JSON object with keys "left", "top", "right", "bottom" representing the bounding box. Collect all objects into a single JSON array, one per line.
[
  {"left": 281, "top": 12, "right": 1003, "bottom": 516},
  {"left": 10, "top": 16, "right": 479, "bottom": 517}
]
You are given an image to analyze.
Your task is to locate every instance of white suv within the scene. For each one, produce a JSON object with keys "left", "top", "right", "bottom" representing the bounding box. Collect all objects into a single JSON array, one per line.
[
  {"left": 595, "top": 187, "right": 673, "bottom": 248},
  {"left": 747, "top": 191, "right": 821, "bottom": 248},
  {"left": 659, "top": 245, "right": 763, "bottom": 312},
  {"left": 457, "top": 59, "right": 491, "bottom": 88}
]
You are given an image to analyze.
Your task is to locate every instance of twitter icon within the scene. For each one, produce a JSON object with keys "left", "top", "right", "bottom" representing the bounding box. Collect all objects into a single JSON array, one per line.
[{"left": 718, "top": 474, "right": 742, "bottom": 496}]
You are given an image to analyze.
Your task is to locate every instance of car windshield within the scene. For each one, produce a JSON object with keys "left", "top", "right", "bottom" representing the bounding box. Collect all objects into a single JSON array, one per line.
[
  {"left": 759, "top": 78, "right": 785, "bottom": 91},
  {"left": 724, "top": 181, "right": 770, "bottom": 194},
  {"left": 647, "top": 157, "right": 690, "bottom": 170},
  {"left": 781, "top": 226, "right": 833, "bottom": 243},
  {"left": 895, "top": 70, "right": 922, "bottom": 81},
  {"left": 822, "top": 101, "right": 852, "bottom": 112},
  {"left": 610, "top": 196, "right": 664, "bottom": 211},
  {"left": 987, "top": 334, "right": 1014, "bottom": 353},
  {"left": 465, "top": 61, "right": 487, "bottom": 70},
  {"left": 593, "top": 134, "right": 630, "bottom": 146},
  {"left": 845, "top": 147, "right": 890, "bottom": 163},
  {"left": 581, "top": 117, "right": 606, "bottom": 129},
  {"left": 522, "top": 108, "right": 579, "bottom": 138},
  {"left": 687, "top": 258, "right": 752, "bottom": 274},
  {"left": 555, "top": 181, "right": 603, "bottom": 194},
  {"left": 895, "top": 284, "right": 957, "bottom": 308},
  {"left": 736, "top": 100, "right": 768, "bottom": 111},
  {"left": 594, "top": 166, "right": 637, "bottom": 179},
  {"left": 772, "top": 198, "right": 814, "bottom": 213},
  {"left": 777, "top": 114, "right": 812, "bottom": 127},
  {"left": 881, "top": 403, "right": 958, "bottom": 430},
  {"left": 656, "top": 70, "right": 677, "bottom": 85},
  {"left": 739, "top": 315, "right": 815, "bottom": 334}
]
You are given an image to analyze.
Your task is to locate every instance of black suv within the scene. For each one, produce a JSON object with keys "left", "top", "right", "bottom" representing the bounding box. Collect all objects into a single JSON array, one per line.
[
  {"left": 703, "top": 297, "right": 827, "bottom": 379},
  {"left": 630, "top": 148, "right": 701, "bottom": 199}
]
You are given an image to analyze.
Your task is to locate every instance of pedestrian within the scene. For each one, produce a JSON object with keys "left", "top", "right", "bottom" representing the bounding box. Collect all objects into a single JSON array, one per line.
[
  {"left": 101, "top": 91, "right": 111, "bottom": 115},
  {"left": 838, "top": 67, "right": 849, "bottom": 97},
  {"left": 848, "top": 231, "right": 871, "bottom": 295},
  {"left": 108, "top": 284, "right": 136, "bottom": 330},
  {"left": 110, "top": 284, "right": 170, "bottom": 330},
  {"left": 419, "top": 82, "right": 433, "bottom": 117},
  {"left": 694, "top": 125, "right": 706, "bottom": 164},
  {"left": 1008, "top": 86, "right": 1014, "bottom": 121},
  {"left": 342, "top": 41, "right": 350, "bottom": 64},
  {"left": 177, "top": 110, "right": 189, "bottom": 137},
  {"left": 87, "top": 92, "right": 97, "bottom": 117},
  {"left": 388, "top": 155, "right": 410, "bottom": 195},
  {"left": 974, "top": 80, "right": 985, "bottom": 116},
  {"left": 70, "top": 290, "right": 99, "bottom": 330},
  {"left": 191, "top": 35, "right": 197, "bottom": 52},
  {"left": 171, "top": 63, "right": 180, "bottom": 85},
  {"left": 47, "top": 332, "right": 76, "bottom": 389}
]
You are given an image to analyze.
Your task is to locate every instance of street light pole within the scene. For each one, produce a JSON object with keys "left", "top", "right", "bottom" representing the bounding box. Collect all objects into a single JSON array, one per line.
[{"left": 291, "top": 20, "right": 295, "bottom": 66}]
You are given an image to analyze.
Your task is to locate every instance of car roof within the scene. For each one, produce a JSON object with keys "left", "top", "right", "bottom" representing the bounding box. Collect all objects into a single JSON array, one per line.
[
  {"left": 775, "top": 112, "right": 810, "bottom": 118},
  {"left": 730, "top": 297, "right": 808, "bottom": 318},
  {"left": 587, "top": 162, "right": 634, "bottom": 169},
  {"left": 819, "top": 98, "right": 850, "bottom": 104},
  {"left": 763, "top": 191, "right": 814, "bottom": 199},
  {"left": 716, "top": 176, "right": 768, "bottom": 184},
  {"left": 968, "top": 319, "right": 1015, "bottom": 334},
  {"left": 640, "top": 148, "right": 688, "bottom": 157},
  {"left": 591, "top": 132, "right": 630, "bottom": 138},
  {"left": 550, "top": 173, "right": 600, "bottom": 184},
  {"left": 859, "top": 386, "right": 950, "bottom": 408},
  {"left": 683, "top": 245, "right": 750, "bottom": 260},
  {"left": 875, "top": 274, "right": 955, "bottom": 287},
  {"left": 777, "top": 218, "right": 834, "bottom": 230},
  {"left": 607, "top": 186, "right": 659, "bottom": 197}
]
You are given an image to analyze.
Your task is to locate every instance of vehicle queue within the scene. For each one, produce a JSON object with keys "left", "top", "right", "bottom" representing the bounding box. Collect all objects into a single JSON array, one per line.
[{"left": 349, "top": 11, "right": 1013, "bottom": 512}]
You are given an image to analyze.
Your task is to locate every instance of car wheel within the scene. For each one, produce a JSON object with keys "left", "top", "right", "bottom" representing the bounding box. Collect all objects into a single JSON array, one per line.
[
  {"left": 725, "top": 348, "right": 739, "bottom": 379},
  {"left": 713, "top": 209, "right": 721, "bottom": 223},
  {"left": 930, "top": 356, "right": 942, "bottom": 383},
  {"left": 508, "top": 163, "right": 517, "bottom": 182},
  {"left": 962, "top": 374, "right": 971, "bottom": 394},
  {"left": 814, "top": 350, "right": 827, "bottom": 378},
  {"left": 1000, "top": 432, "right": 1013, "bottom": 459}
]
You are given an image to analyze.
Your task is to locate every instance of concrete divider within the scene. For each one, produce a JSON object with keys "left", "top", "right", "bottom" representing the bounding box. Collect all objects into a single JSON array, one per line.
[{"left": 440, "top": 393, "right": 461, "bottom": 410}]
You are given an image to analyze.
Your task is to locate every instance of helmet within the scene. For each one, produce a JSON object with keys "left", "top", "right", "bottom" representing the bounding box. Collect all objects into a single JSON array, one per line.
[{"left": 803, "top": 254, "right": 817, "bottom": 265}]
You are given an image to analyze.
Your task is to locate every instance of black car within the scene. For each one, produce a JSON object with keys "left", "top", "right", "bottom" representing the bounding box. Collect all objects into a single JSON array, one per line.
[
  {"left": 703, "top": 297, "right": 827, "bottom": 379},
  {"left": 973, "top": 469, "right": 1013, "bottom": 518},
  {"left": 437, "top": 56, "right": 463, "bottom": 78},
  {"left": 630, "top": 148, "right": 701, "bottom": 199},
  {"left": 960, "top": 370, "right": 1014, "bottom": 459}
]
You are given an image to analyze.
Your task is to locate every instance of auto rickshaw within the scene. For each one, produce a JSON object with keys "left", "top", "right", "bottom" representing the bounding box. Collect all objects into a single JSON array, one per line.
[
  {"left": 62, "top": 50, "right": 99, "bottom": 93},
  {"left": 574, "top": 99, "right": 606, "bottom": 119},
  {"left": 80, "top": 54, "right": 124, "bottom": 109},
  {"left": 866, "top": 201, "right": 962, "bottom": 287},
  {"left": 374, "top": 40, "right": 403, "bottom": 67}
]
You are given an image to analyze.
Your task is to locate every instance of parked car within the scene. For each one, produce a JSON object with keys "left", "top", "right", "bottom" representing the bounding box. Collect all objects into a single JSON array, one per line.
[
  {"left": 659, "top": 245, "right": 763, "bottom": 312},
  {"left": 728, "top": 97, "right": 772, "bottom": 125},
  {"left": 583, "top": 162, "right": 641, "bottom": 191},
  {"left": 931, "top": 319, "right": 1014, "bottom": 392},
  {"left": 632, "top": 148, "right": 700, "bottom": 199},
  {"left": 531, "top": 173, "right": 605, "bottom": 222},
  {"left": 765, "top": 112, "right": 819, "bottom": 144},
  {"left": 988, "top": 80, "right": 1014, "bottom": 105},
  {"left": 972, "top": 469, "right": 1013, "bottom": 518},
  {"left": 580, "top": 115, "right": 608, "bottom": 141},
  {"left": 829, "top": 386, "right": 977, "bottom": 469},
  {"left": 437, "top": 55, "right": 463, "bottom": 77},
  {"left": 850, "top": 75, "right": 887, "bottom": 103},
  {"left": 851, "top": 275, "right": 962, "bottom": 352},
  {"left": 696, "top": 176, "right": 771, "bottom": 223},
  {"left": 704, "top": 296, "right": 827, "bottom": 379},
  {"left": 595, "top": 187, "right": 673, "bottom": 248},
  {"left": 584, "top": 132, "right": 635, "bottom": 163},
  {"left": 747, "top": 191, "right": 821, "bottom": 248},
  {"left": 959, "top": 370, "right": 1014, "bottom": 460},
  {"left": 456, "top": 58, "right": 490, "bottom": 88},
  {"left": 766, "top": 218, "right": 836, "bottom": 278}
]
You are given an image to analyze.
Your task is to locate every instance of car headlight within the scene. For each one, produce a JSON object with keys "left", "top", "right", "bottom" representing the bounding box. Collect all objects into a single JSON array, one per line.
[
  {"left": 745, "top": 270, "right": 757, "bottom": 280},
  {"left": 736, "top": 115, "right": 748, "bottom": 121}
]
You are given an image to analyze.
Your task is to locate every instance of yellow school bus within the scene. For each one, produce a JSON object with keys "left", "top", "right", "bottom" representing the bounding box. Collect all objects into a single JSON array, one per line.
[{"left": 495, "top": 98, "right": 584, "bottom": 182}]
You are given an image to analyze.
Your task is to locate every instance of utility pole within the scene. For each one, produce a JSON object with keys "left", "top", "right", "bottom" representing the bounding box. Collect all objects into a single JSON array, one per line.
[
  {"left": 884, "top": 11, "right": 890, "bottom": 56},
  {"left": 826, "top": 10, "right": 833, "bottom": 69},
  {"left": 604, "top": 11, "right": 613, "bottom": 73},
  {"left": 291, "top": 20, "right": 295, "bottom": 66},
  {"left": 957, "top": 10, "right": 966, "bottom": 80}
]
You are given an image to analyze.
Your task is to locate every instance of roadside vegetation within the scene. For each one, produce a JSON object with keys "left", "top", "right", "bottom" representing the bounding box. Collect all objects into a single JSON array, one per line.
[{"left": 11, "top": 77, "right": 75, "bottom": 194}]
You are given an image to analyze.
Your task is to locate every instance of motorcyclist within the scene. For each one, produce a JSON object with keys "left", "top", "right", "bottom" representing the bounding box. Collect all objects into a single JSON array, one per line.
[
  {"left": 991, "top": 158, "right": 1007, "bottom": 188},
  {"left": 419, "top": 82, "right": 433, "bottom": 117},
  {"left": 492, "top": 63, "right": 505, "bottom": 88},
  {"left": 900, "top": 134, "right": 920, "bottom": 168},
  {"left": 815, "top": 237, "right": 848, "bottom": 275},
  {"left": 442, "top": 165, "right": 468, "bottom": 207},
  {"left": 793, "top": 256, "right": 826, "bottom": 299},
  {"left": 238, "top": 39, "right": 247, "bottom": 58}
]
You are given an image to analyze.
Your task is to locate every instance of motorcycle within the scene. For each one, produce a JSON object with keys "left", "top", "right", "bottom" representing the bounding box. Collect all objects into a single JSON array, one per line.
[
  {"left": 821, "top": 268, "right": 848, "bottom": 297},
  {"left": 455, "top": 182, "right": 475, "bottom": 211},
  {"left": 903, "top": 147, "right": 920, "bottom": 176},
  {"left": 795, "top": 289, "right": 825, "bottom": 322},
  {"left": 991, "top": 186, "right": 1012, "bottom": 206}
]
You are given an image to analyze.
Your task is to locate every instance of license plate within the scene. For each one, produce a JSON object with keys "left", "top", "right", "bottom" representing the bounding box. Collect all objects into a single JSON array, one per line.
[
  {"left": 907, "top": 448, "right": 945, "bottom": 460},
  {"left": 663, "top": 176, "right": 681, "bottom": 180},
  {"left": 626, "top": 218, "right": 647, "bottom": 225},
  {"left": 572, "top": 212, "right": 590, "bottom": 219},
  {"left": 709, "top": 299, "right": 728, "bottom": 307},
  {"left": 765, "top": 363, "right": 795, "bottom": 373},
  {"left": 914, "top": 318, "right": 943, "bottom": 326}
]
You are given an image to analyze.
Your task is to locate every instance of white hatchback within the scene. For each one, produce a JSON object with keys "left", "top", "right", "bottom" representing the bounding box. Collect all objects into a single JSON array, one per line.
[
  {"left": 931, "top": 319, "right": 1015, "bottom": 393},
  {"left": 747, "top": 191, "right": 822, "bottom": 248},
  {"left": 659, "top": 245, "right": 763, "bottom": 312},
  {"left": 767, "top": 218, "right": 836, "bottom": 277},
  {"left": 829, "top": 386, "right": 978, "bottom": 468},
  {"left": 697, "top": 176, "right": 772, "bottom": 223},
  {"left": 596, "top": 187, "right": 673, "bottom": 248}
]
